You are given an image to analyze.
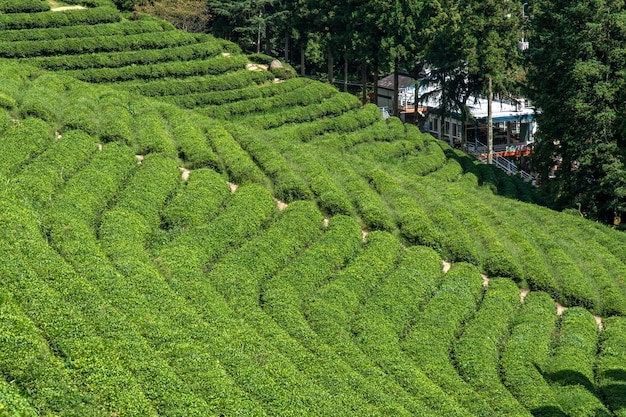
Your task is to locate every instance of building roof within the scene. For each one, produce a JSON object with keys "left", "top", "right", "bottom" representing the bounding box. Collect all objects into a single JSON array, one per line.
[{"left": 377, "top": 74, "right": 415, "bottom": 90}]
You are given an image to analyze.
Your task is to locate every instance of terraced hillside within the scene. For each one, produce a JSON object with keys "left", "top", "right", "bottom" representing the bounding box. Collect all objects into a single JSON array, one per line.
[{"left": 0, "top": 2, "right": 625, "bottom": 416}]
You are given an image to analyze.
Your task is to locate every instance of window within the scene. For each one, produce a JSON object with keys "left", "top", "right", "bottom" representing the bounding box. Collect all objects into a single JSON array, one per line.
[
  {"left": 445, "top": 121, "right": 450, "bottom": 135},
  {"left": 433, "top": 119, "right": 438, "bottom": 131},
  {"left": 452, "top": 123, "right": 457, "bottom": 137}
]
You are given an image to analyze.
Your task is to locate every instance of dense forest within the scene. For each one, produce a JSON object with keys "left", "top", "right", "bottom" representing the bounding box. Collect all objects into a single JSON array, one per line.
[{"left": 123, "top": 0, "right": 626, "bottom": 225}]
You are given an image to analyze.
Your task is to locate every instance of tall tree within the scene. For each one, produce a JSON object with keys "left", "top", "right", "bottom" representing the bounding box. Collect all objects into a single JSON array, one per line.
[
  {"left": 461, "top": 0, "right": 522, "bottom": 163},
  {"left": 527, "top": 0, "right": 626, "bottom": 223}
]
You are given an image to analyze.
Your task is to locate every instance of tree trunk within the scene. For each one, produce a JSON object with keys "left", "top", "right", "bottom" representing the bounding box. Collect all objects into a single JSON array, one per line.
[
  {"left": 343, "top": 57, "right": 348, "bottom": 92},
  {"left": 284, "top": 29, "right": 288, "bottom": 62},
  {"left": 373, "top": 58, "right": 379, "bottom": 106},
  {"left": 256, "top": 11, "right": 262, "bottom": 54},
  {"left": 265, "top": 25, "right": 271, "bottom": 55},
  {"left": 393, "top": 57, "right": 399, "bottom": 117},
  {"left": 327, "top": 46, "right": 334, "bottom": 84},
  {"left": 487, "top": 76, "right": 493, "bottom": 164},
  {"left": 361, "top": 61, "right": 367, "bottom": 105},
  {"left": 300, "top": 43, "right": 305, "bottom": 76}
]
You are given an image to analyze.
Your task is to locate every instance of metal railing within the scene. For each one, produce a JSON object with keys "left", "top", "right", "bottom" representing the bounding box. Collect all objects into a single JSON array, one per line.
[{"left": 466, "top": 140, "right": 534, "bottom": 182}]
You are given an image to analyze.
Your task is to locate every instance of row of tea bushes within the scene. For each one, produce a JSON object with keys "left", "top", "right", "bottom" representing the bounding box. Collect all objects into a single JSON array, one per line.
[
  {"left": 267, "top": 137, "right": 354, "bottom": 216},
  {"left": 11, "top": 129, "right": 98, "bottom": 211},
  {"left": 547, "top": 308, "right": 609, "bottom": 416},
  {"left": 66, "top": 54, "right": 249, "bottom": 83},
  {"left": 227, "top": 124, "right": 312, "bottom": 202},
  {"left": 133, "top": 105, "right": 177, "bottom": 156},
  {"left": 0, "top": 0, "right": 49, "bottom": 13},
  {"left": 241, "top": 92, "right": 361, "bottom": 130},
  {"left": 158, "top": 106, "right": 222, "bottom": 170},
  {"left": 3, "top": 19, "right": 170, "bottom": 42},
  {"left": 171, "top": 76, "right": 311, "bottom": 108},
  {"left": 402, "top": 263, "right": 493, "bottom": 416},
  {"left": 274, "top": 103, "right": 382, "bottom": 143},
  {"left": 366, "top": 167, "right": 442, "bottom": 249},
  {"left": 118, "top": 68, "right": 271, "bottom": 97},
  {"left": 597, "top": 316, "right": 626, "bottom": 416},
  {"left": 24, "top": 40, "right": 227, "bottom": 70},
  {"left": 0, "top": 117, "right": 53, "bottom": 176},
  {"left": 162, "top": 168, "right": 231, "bottom": 230},
  {"left": 203, "top": 81, "right": 338, "bottom": 119},
  {"left": 0, "top": 30, "right": 200, "bottom": 58},
  {"left": 0, "top": 7, "right": 120, "bottom": 30},
  {"left": 203, "top": 121, "right": 267, "bottom": 185},
  {"left": 501, "top": 291, "right": 565, "bottom": 414},
  {"left": 454, "top": 278, "right": 530, "bottom": 417}
]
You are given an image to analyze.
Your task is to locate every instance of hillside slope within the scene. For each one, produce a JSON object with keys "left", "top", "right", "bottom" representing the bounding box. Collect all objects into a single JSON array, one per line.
[{"left": 0, "top": 2, "right": 625, "bottom": 416}]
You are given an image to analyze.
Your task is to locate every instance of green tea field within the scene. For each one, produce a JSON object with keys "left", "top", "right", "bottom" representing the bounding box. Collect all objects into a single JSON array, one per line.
[{"left": 0, "top": 1, "right": 624, "bottom": 416}]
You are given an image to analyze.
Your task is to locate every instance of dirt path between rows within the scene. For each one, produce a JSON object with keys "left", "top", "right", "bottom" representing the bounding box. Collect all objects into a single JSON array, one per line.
[{"left": 51, "top": 5, "right": 86, "bottom": 11}]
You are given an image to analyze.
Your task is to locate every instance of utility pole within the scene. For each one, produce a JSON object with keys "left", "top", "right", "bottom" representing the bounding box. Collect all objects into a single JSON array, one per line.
[{"left": 487, "top": 76, "right": 493, "bottom": 164}]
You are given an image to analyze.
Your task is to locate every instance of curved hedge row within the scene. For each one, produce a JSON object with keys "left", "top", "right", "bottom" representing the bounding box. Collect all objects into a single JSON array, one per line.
[
  {"left": 454, "top": 278, "right": 529, "bottom": 417},
  {"left": 203, "top": 81, "right": 338, "bottom": 119},
  {"left": 24, "top": 40, "right": 227, "bottom": 71},
  {"left": 162, "top": 168, "right": 231, "bottom": 230},
  {"left": 116, "top": 68, "right": 272, "bottom": 97},
  {"left": 597, "top": 316, "right": 626, "bottom": 416},
  {"left": 2, "top": 19, "right": 170, "bottom": 43},
  {"left": 547, "top": 308, "right": 609, "bottom": 416},
  {"left": 64, "top": 54, "right": 249, "bottom": 83},
  {"left": 12, "top": 129, "right": 98, "bottom": 211},
  {"left": 366, "top": 167, "right": 442, "bottom": 249},
  {"left": 402, "top": 262, "right": 493, "bottom": 417},
  {"left": 0, "top": 30, "right": 200, "bottom": 58},
  {"left": 133, "top": 106, "right": 177, "bottom": 156},
  {"left": 320, "top": 153, "right": 395, "bottom": 231},
  {"left": 501, "top": 291, "right": 565, "bottom": 415},
  {"left": 159, "top": 107, "right": 222, "bottom": 170},
  {"left": 169, "top": 76, "right": 311, "bottom": 108},
  {"left": 227, "top": 124, "right": 312, "bottom": 202},
  {"left": 0, "top": 117, "right": 53, "bottom": 176},
  {"left": 0, "top": 0, "right": 49, "bottom": 13},
  {"left": 0, "top": 7, "right": 120, "bottom": 31},
  {"left": 274, "top": 103, "right": 382, "bottom": 143},
  {"left": 241, "top": 92, "right": 361, "bottom": 130},
  {"left": 204, "top": 122, "right": 267, "bottom": 185}
]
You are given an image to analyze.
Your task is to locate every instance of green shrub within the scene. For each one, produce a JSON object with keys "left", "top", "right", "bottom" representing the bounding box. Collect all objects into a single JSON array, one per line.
[
  {"left": 455, "top": 278, "right": 529, "bottom": 417},
  {"left": 0, "top": 117, "right": 53, "bottom": 177},
  {"left": 25, "top": 40, "right": 225, "bottom": 71},
  {"left": 205, "top": 122, "right": 267, "bottom": 185},
  {"left": 119, "top": 68, "right": 272, "bottom": 97},
  {"left": 597, "top": 316, "right": 626, "bottom": 417},
  {"left": 162, "top": 168, "right": 231, "bottom": 229},
  {"left": 0, "top": 0, "right": 49, "bottom": 13},
  {"left": 227, "top": 124, "right": 312, "bottom": 202},
  {"left": 501, "top": 291, "right": 564, "bottom": 415},
  {"left": 3, "top": 19, "right": 170, "bottom": 43},
  {"left": 132, "top": 107, "right": 177, "bottom": 156},
  {"left": 0, "top": 7, "right": 120, "bottom": 31}
]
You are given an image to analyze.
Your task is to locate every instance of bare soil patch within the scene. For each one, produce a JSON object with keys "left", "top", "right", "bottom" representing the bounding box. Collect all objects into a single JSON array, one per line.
[
  {"left": 51, "top": 5, "right": 86, "bottom": 11},
  {"left": 520, "top": 288, "right": 530, "bottom": 303},
  {"left": 442, "top": 260, "right": 451, "bottom": 273},
  {"left": 227, "top": 182, "right": 238, "bottom": 193},
  {"left": 180, "top": 167, "right": 190, "bottom": 181},
  {"left": 361, "top": 229, "right": 369, "bottom": 242},
  {"left": 323, "top": 218, "right": 329, "bottom": 228},
  {"left": 275, "top": 198, "right": 287, "bottom": 211}
]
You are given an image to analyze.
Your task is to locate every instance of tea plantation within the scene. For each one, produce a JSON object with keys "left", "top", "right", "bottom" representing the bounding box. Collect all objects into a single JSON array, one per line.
[{"left": 0, "top": 1, "right": 624, "bottom": 416}]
